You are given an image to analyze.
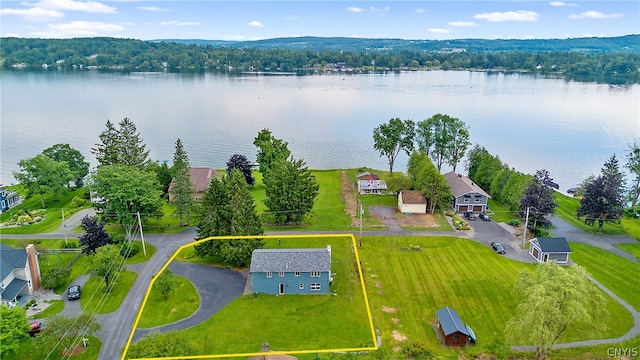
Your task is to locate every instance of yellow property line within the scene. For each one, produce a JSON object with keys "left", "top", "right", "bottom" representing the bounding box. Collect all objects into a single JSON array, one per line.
[{"left": 121, "top": 233, "right": 378, "bottom": 360}]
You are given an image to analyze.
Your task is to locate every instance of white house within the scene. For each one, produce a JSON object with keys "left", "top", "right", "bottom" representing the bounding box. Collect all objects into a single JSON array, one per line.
[
  {"left": 1, "top": 243, "right": 41, "bottom": 307},
  {"left": 529, "top": 237, "right": 572, "bottom": 264},
  {"left": 398, "top": 190, "right": 427, "bottom": 214}
]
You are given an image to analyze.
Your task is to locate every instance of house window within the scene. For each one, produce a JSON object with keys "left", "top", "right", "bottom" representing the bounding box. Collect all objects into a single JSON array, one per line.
[
  {"left": 279, "top": 272, "right": 285, "bottom": 277},
  {"left": 310, "top": 271, "right": 321, "bottom": 278},
  {"left": 299, "top": 283, "right": 304, "bottom": 290},
  {"left": 310, "top": 283, "right": 321, "bottom": 291},
  {"left": 463, "top": 195, "right": 471, "bottom": 203},
  {"left": 474, "top": 196, "right": 482, "bottom": 203},
  {"left": 266, "top": 272, "right": 272, "bottom": 278},
  {"left": 294, "top": 271, "right": 300, "bottom": 277},
  {"left": 453, "top": 334, "right": 459, "bottom": 341}
]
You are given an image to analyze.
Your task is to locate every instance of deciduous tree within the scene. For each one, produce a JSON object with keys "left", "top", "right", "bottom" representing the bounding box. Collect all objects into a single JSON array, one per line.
[
  {"left": 373, "top": 118, "right": 415, "bottom": 175},
  {"left": 42, "top": 143, "right": 89, "bottom": 187},
  {"left": 91, "top": 165, "right": 163, "bottom": 239},
  {"left": 407, "top": 151, "right": 451, "bottom": 213},
  {"left": 577, "top": 155, "right": 626, "bottom": 232},
  {"left": 626, "top": 140, "right": 640, "bottom": 208},
  {"left": 170, "top": 138, "right": 193, "bottom": 226},
  {"left": 253, "top": 128, "right": 290, "bottom": 174},
  {"left": 92, "top": 244, "right": 124, "bottom": 291},
  {"left": 263, "top": 157, "right": 319, "bottom": 224},
  {"left": 13, "top": 154, "right": 73, "bottom": 208},
  {"left": 154, "top": 269, "right": 179, "bottom": 300},
  {"left": 416, "top": 114, "right": 470, "bottom": 172},
  {"left": 41, "top": 266, "right": 71, "bottom": 290},
  {"left": 35, "top": 313, "right": 101, "bottom": 355},
  {"left": 519, "top": 170, "right": 559, "bottom": 234},
  {"left": 227, "top": 153, "right": 255, "bottom": 186},
  {"left": 78, "top": 215, "right": 114, "bottom": 254},
  {"left": 505, "top": 262, "right": 607, "bottom": 360},
  {"left": 0, "top": 305, "right": 29, "bottom": 357}
]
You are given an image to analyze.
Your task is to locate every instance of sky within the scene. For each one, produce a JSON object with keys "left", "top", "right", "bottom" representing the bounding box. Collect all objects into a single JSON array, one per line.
[{"left": 0, "top": 0, "right": 638, "bottom": 41}]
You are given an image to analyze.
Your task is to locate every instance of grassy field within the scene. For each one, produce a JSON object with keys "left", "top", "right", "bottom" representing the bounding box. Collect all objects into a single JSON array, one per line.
[
  {"left": 146, "top": 236, "right": 374, "bottom": 357},
  {"left": 81, "top": 270, "right": 138, "bottom": 314},
  {"left": 12, "top": 335, "right": 102, "bottom": 360},
  {"left": 357, "top": 236, "right": 632, "bottom": 358},
  {"left": 137, "top": 275, "right": 200, "bottom": 328},
  {"left": 616, "top": 243, "right": 640, "bottom": 261},
  {"left": 569, "top": 242, "right": 640, "bottom": 311},
  {"left": 553, "top": 192, "right": 628, "bottom": 234}
]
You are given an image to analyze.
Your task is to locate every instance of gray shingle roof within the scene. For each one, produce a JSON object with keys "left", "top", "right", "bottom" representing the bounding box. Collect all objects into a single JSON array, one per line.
[
  {"left": 1, "top": 279, "right": 27, "bottom": 301},
  {"left": 535, "top": 237, "right": 571, "bottom": 253},
  {"left": 436, "top": 306, "right": 469, "bottom": 336},
  {"left": 249, "top": 248, "right": 331, "bottom": 273},
  {"left": 444, "top": 171, "right": 490, "bottom": 198},
  {"left": 0, "top": 245, "right": 27, "bottom": 280}
]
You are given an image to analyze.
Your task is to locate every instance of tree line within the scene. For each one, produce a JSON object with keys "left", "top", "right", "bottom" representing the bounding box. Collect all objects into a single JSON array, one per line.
[{"left": 1, "top": 37, "right": 638, "bottom": 84}]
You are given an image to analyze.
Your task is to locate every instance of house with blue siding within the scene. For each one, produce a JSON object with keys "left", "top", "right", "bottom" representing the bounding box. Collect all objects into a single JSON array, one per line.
[
  {"left": 250, "top": 247, "right": 332, "bottom": 295},
  {"left": 0, "top": 184, "right": 22, "bottom": 213}
]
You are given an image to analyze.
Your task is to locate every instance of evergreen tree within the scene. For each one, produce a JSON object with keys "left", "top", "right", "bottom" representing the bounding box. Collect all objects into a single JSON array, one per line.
[
  {"left": 577, "top": 154, "right": 626, "bottom": 232},
  {"left": 92, "top": 118, "right": 149, "bottom": 168},
  {"left": 263, "top": 157, "right": 319, "bottom": 224},
  {"left": 170, "top": 138, "right": 193, "bottom": 226},
  {"left": 194, "top": 177, "right": 231, "bottom": 257}
]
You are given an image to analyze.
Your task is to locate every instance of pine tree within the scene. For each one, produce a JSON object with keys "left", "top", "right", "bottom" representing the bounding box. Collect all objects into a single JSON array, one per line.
[
  {"left": 170, "top": 139, "right": 193, "bottom": 225},
  {"left": 194, "top": 177, "right": 232, "bottom": 257},
  {"left": 92, "top": 120, "right": 120, "bottom": 167},
  {"left": 263, "top": 157, "right": 319, "bottom": 224},
  {"left": 92, "top": 118, "right": 149, "bottom": 168}
]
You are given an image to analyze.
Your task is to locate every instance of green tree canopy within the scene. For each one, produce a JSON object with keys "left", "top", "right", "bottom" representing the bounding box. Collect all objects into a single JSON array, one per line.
[
  {"left": 13, "top": 154, "right": 73, "bottom": 208},
  {"left": 42, "top": 143, "right": 89, "bottom": 187},
  {"left": 253, "top": 128, "right": 291, "bottom": 174},
  {"left": 263, "top": 157, "right": 319, "bottom": 224},
  {"left": 505, "top": 262, "right": 607, "bottom": 360},
  {"left": 154, "top": 269, "right": 179, "bottom": 300},
  {"left": 125, "top": 332, "right": 195, "bottom": 359},
  {"left": 90, "top": 164, "right": 163, "bottom": 239},
  {"left": 92, "top": 244, "right": 125, "bottom": 291},
  {"left": 373, "top": 117, "right": 415, "bottom": 175},
  {"left": 407, "top": 151, "right": 451, "bottom": 213},
  {"left": 0, "top": 305, "right": 29, "bottom": 357},
  {"left": 91, "top": 118, "right": 150, "bottom": 168},
  {"left": 625, "top": 140, "right": 640, "bottom": 209},
  {"left": 35, "top": 313, "right": 101, "bottom": 355},
  {"left": 416, "top": 113, "right": 470, "bottom": 172}
]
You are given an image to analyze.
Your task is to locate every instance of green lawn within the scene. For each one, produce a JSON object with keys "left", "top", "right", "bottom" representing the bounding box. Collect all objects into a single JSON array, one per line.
[
  {"left": 81, "top": 270, "right": 138, "bottom": 314},
  {"left": 487, "top": 198, "right": 518, "bottom": 223},
  {"left": 358, "top": 236, "right": 632, "bottom": 357},
  {"left": 554, "top": 192, "right": 627, "bottom": 234},
  {"left": 569, "top": 242, "right": 640, "bottom": 311},
  {"left": 621, "top": 217, "right": 640, "bottom": 240},
  {"left": 132, "top": 236, "right": 374, "bottom": 357},
  {"left": 11, "top": 335, "right": 102, "bottom": 360},
  {"left": 616, "top": 243, "right": 640, "bottom": 261},
  {"left": 30, "top": 299, "right": 65, "bottom": 318},
  {"left": 137, "top": 275, "right": 200, "bottom": 328},
  {"left": 0, "top": 188, "right": 89, "bottom": 234}
]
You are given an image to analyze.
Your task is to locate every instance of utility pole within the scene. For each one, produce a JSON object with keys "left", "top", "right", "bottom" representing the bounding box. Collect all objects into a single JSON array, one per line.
[
  {"left": 359, "top": 204, "right": 363, "bottom": 248},
  {"left": 522, "top": 207, "right": 530, "bottom": 248},
  {"left": 137, "top": 211, "right": 147, "bottom": 256}
]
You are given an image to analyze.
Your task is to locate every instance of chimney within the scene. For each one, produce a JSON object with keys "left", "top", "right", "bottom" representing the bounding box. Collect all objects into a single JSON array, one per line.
[{"left": 26, "top": 244, "right": 41, "bottom": 291}]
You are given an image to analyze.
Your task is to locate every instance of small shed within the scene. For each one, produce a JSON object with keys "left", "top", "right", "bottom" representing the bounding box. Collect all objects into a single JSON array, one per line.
[
  {"left": 529, "top": 237, "right": 571, "bottom": 264},
  {"left": 435, "top": 306, "right": 476, "bottom": 346},
  {"left": 398, "top": 190, "right": 427, "bottom": 214}
]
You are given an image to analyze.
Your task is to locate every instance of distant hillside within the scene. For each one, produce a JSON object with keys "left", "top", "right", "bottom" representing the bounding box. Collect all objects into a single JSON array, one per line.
[{"left": 154, "top": 35, "right": 640, "bottom": 53}]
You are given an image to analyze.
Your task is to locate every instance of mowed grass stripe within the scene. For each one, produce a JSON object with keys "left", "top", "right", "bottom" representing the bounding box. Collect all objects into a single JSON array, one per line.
[{"left": 569, "top": 242, "right": 640, "bottom": 311}]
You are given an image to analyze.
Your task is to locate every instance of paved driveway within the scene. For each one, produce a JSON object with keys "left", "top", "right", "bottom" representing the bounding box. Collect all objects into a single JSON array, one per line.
[{"left": 464, "top": 216, "right": 537, "bottom": 263}]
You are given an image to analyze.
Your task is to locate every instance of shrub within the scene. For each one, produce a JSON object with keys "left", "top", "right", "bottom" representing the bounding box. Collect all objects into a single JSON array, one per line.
[
  {"left": 507, "top": 219, "right": 521, "bottom": 226},
  {"left": 61, "top": 241, "right": 78, "bottom": 249},
  {"left": 70, "top": 196, "right": 89, "bottom": 208},
  {"left": 41, "top": 267, "right": 71, "bottom": 290},
  {"left": 119, "top": 241, "right": 141, "bottom": 259}
]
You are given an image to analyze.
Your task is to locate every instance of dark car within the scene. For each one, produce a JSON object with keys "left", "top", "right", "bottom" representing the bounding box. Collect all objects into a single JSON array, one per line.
[
  {"left": 464, "top": 211, "right": 476, "bottom": 220},
  {"left": 27, "top": 321, "right": 42, "bottom": 337},
  {"left": 68, "top": 285, "right": 81, "bottom": 300},
  {"left": 491, "top": 242, "right": 506, "bottom": 254},
  {"left": 479, "top": 213, "right": 491, "bottom": 221}
]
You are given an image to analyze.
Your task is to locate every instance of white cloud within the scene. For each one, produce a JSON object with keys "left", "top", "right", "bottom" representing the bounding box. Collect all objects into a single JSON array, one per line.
[
  {"left": 549, "top": 2, "right": 578, "bottom": 6},
  {"left": 138, "top": 6, "right": 170, "bottom": 12},
  {"left": 159, "top": 20, "right": 199, "bottom": 26},
  {"left": 474, "top": 10, "right": 540, "bottom": 22},
  {"left": 449, "top": 21, "right": 479, "bottom": 27},
  {"left": 428, "top": 28, "right": 450, "bottom": 34},
  {"left": 415, "top": 8, "right": 426, "bottom": 14},
  {"left": 347, "top": 7, "right": 364, "bottom": 13},
  {"left": 29, "top": 0, "right": 117, "bottom": 13},
  {"left": 370, "top": 6, "right": 389, "bottom": 13},
  {"left": 0, "top": 7, "right": 64, "bottom": 20},
  {"left": 248, "top": 20, "right": 264, "bottom": 27},
  {"left": 32, "top": 20, "right": 123, "bottom": 37},
  {"left": 569, "top": 10, "right": 624, "bottom": 19}
]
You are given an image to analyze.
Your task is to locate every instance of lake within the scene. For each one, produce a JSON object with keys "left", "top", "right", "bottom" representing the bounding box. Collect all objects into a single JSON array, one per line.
[{"left": 1, "top": 69, "right": 638, "bottom": 192}]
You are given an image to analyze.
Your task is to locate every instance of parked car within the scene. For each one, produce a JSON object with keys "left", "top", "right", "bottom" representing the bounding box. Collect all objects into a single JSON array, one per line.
[
  {"left": 464, "top": 211, "right": 476, "bottom": 220},
  {"left": 27, "top": 321, "right": 42, "bottom": 337},
  {"left": 491, "top": 242, "right": 506, "bottom": 254},
  {"left": 68, "top": 285, "right": 81, "bottom": 300},
  {"left": 479, "top": 213, "right": 491, "bottom": 221}
]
